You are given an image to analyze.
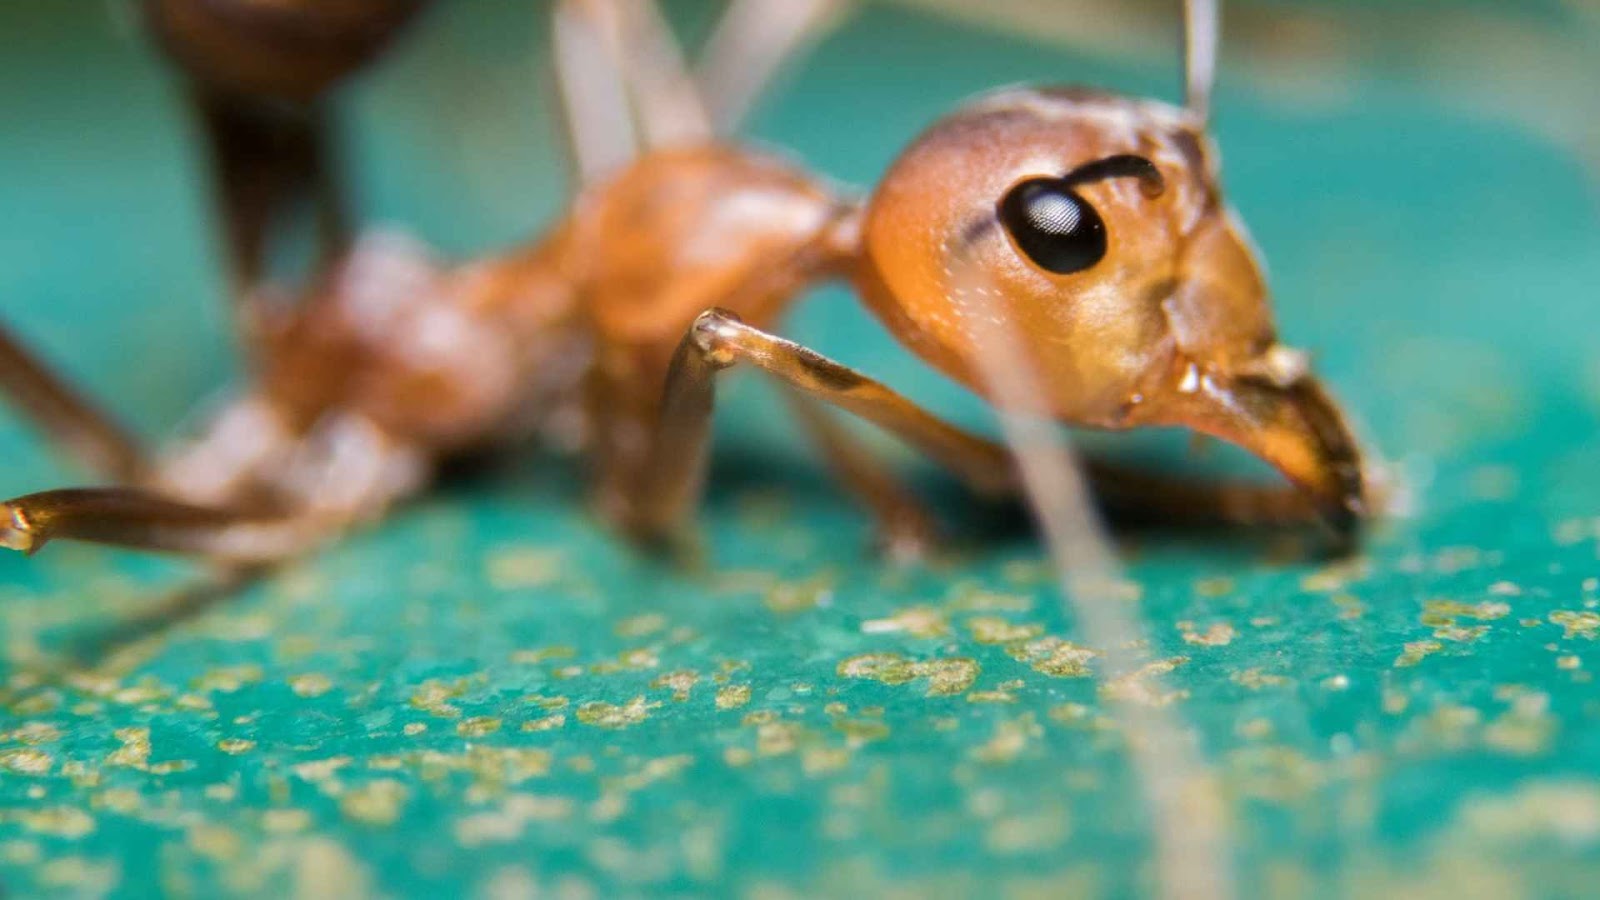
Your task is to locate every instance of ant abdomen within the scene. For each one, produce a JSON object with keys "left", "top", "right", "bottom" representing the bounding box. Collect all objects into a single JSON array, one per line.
[{"left": 141, "top": 0, "right": 430, "bottom": 102}]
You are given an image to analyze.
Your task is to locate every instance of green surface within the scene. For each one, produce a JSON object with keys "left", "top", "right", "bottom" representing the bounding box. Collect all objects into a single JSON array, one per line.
[{"left": 2, "top": 2, "right": 1600, "bottom": 897}]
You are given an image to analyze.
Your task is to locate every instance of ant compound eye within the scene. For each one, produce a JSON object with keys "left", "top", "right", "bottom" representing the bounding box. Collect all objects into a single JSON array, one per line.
[{"left": 998, "top": 178, "right": 1107, "bottom": 275}]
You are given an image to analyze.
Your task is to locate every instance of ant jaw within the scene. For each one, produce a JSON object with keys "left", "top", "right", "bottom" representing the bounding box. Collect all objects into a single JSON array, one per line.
[{"left": 1149, "top": 362, "right": 1368, "bottom": 538}]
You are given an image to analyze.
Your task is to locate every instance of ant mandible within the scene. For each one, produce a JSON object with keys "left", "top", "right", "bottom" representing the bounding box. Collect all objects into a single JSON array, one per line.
[{"left": 0, "top": 0, "right": 1368, "bottom": 566}]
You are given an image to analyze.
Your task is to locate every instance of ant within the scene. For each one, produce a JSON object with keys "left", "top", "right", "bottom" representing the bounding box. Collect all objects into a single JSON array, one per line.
[{"left": 0, "top": 0, "right": 1368, "bottom": 567}]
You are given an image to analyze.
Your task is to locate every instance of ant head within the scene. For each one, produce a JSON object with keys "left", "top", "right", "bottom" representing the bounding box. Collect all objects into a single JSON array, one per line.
[{"left": 856, "top": 88, "right": 1365, "bottom": 531}]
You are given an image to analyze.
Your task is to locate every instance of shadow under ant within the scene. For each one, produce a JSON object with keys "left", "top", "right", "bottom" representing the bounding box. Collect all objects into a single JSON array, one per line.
[{"left": 32, "top": 438, "right": 1340, "bottom": 672}]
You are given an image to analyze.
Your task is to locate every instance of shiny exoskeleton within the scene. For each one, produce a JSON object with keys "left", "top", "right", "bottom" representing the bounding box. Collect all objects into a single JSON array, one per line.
[{"left": 0, "top": 0, "right": 1369, "bottom": 564}]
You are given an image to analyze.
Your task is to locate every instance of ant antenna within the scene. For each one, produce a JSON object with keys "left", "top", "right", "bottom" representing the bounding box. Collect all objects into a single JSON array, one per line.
[
  {"left": 695, "top": 0, "right": 850, "bottom": 134},
  {"left": 1184, "top": 0, "right": 1219, "bottom": 123}
]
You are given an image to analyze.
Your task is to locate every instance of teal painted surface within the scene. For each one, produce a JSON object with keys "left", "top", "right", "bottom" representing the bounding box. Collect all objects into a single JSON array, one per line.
[{"left": 1, "top": 2, "right": 1599, "bottom": 897}]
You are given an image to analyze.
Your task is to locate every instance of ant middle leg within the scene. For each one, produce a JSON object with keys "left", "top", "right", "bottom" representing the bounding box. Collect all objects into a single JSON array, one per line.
[
  {"left": 779, "top": 387, "right": 940, "bottom": 562},
  {"left": 617, "top": 309, "right": 1015, "bottom": 547}
]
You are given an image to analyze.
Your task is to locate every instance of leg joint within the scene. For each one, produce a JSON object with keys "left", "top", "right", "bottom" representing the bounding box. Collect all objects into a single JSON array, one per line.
[{"left": 689, "top": 308, "right": 745, "bottom": 367}]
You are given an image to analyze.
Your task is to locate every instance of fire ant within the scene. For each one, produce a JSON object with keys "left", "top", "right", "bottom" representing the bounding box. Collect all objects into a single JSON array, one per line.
[{"left": 0, "top": 0, "right": 1368, "bottom": 566}]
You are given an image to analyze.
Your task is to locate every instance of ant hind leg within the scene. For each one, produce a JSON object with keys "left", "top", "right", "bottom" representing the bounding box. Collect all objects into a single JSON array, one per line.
[{"left": 0, "top": 321, "right": 149, "bottom": 483}]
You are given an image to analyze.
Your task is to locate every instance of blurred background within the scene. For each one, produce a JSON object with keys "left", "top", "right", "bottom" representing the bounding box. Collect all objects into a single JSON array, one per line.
[{"left": 0, "top": 2, "right": 1598, "bottom": 897}]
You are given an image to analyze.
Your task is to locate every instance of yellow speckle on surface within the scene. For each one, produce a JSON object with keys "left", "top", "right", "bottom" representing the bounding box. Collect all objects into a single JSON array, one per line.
[
  {"left": 262, "top": 808, "right": 311, "bottom": 834},
  {"left": 1551, "top": 610, "right": 1600, "bottom": 639},
  {"left": 716, "top": 684, "right": 752, "bottom": 710},
  {"left": 1232, "top": 668, "right": 1291, "bottom": 690},
  {"left": 457, "top": 717, "right": 502, "bottom": 738},
  {"left": 293, "top": 757, "right": 351, "bottom": 783},
  {"left": 1100, "top": 658, "right": 1189, "bottom": 708},
  {"left": 218, "top": 739, "right": 255, "bottom": 755},
  {"left": 1423, "top": 599, "right": 1512, "bottom": 625},
  {"left": 838, "top": 653, "right": 915, "bottom": 685},
  {"left": 1434, "top": 624, "right": 1489, "bottom": 643},
  {"left": 1332, "top": 593, "right": 1366, "bottom": 620},
  {"left": 11, "top": 691, "right": 61, "bottom": 716},
  {"left": 340, "top": 780, "right": 409, "bottom": 826},
  {"left": 1395, "top": 640, "right": 1444, "bottom": 667},
  {"left": 289, "top": 673, "right": 333, "bottom": 698},
  {"left": 755, "top": 720, "right": 801, "bottom": 756},
  {"left": 947, "top": 586, "right": 1034, "bottom": 612},
  {"left": 802, "top": 746, "right": 851, "bottom": 775},
  {"left": 7, "top": 807, "right": 95, "bottom": 839},
  {"left": 921, "top": 659, "right": 980, "bottom": 696},
  {"left": 486, "top": 546, "right": 563, "bottom": 589},
  {"left": 174, "top": 693, "right": 213, "bottom": 711},
  {"left": 650, "top": 670, "right": 699, "bottom": 701},
  {"left": 972, "top": 714, "right": 1042, "bottom": 763},
  {"left": 764, "top": 576, "right": 833, "bottom": 614},
  {"left": 2, "top": 722, "right": 61, "bottom": 745},
  {"left": 0, "top": 748, "right": 52, "bottom": 775},
  {"left": 967, "top": 690, "right": 1016, "bottom": 704},
  {"left": 410, "top": 679, "right": 466, "bottom": 718},
  {"left": 832, "top": 718, "right": 890, "bottom": 744},
  {"left": 861, "top": 606, "right": 948, "bottom": 638},
  {"left": 614, "top": 613, "right": 668, "bottom": 638},
  {"left": 455, "top": 794, "right": 575, "bottom": 847},
  {"left": 93, "top": 789, "right": 139, "bottom": 814},
  {"left": 576, "top": 697, "right": 658, "bottom": 729},
  {"left": 966, "top": 617, "right": 1044, "bottom": 644},
  {"left": 187, "top": 823, "right": 242, "bottom": 861},
  {"left": 1179, "top": 622, "right": 1237, "bottom": 647},
  {"left": 191, "top": 665, "right": 264, "bottom": 694},
  {"left": 521, "top": 714, "right": 567, "bottom": 732},
  {"left": 106, "top": 728, "right": 151, "bottom": 769},
  {"left": 1557, "top": 655, "right": 1582, "bottom": 670},
  {"left": 837, "top": 653, "right": 979, "bottom": 696},
  {"left": 1006, "top": 638, "right": 1096, "bottom": 678},
  {"left": 1483, "top": 690, "right": 1555, "bottom": 756},
  {"left": 403, "top": 723, "right": 427, "bottom": 736},
  {"left": 509, "top": 646, "right": 576, "bottom": 665}
]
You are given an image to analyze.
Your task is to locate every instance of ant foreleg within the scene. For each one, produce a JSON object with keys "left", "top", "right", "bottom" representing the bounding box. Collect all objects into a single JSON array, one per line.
[
  {"left": 0, "top": 322, "right": 149, "bottom": 483},
  {"left": 0, "top": 488, "right": 323, "bottom": 564},
  {"left": 625, "top": 308, "right": 1014, "bottom": 546}
]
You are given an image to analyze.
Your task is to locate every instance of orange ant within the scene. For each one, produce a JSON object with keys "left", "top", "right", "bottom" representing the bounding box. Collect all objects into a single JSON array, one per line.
[{"left": 0, "top": 0, "right": 1369, "bottom": 567}]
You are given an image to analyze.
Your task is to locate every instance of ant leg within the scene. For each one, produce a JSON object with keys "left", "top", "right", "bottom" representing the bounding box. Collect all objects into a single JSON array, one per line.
[
  {"left": 630, "top": 310, "right": 1331, "bottom": 541},
  {"left": 1078, "top": 456, "right": 1322, "bottom": 528},
  {"left": 628, "top": 309, "right": 1014, "bottom": 540},
  {"left": 0, "top": 322, "right": 148, "bottom": 483},
  {"left": 780, "top": 386, "right": 939, "bottom": 561},
  {"left": 695, "top": 0, "right": 850, "bottom": 133},
  {"left": 190, "top": 90, "right": 347, "bottom": 313},
  {"left": 0, "top": 488, "right": 322, "bottom": 564}
]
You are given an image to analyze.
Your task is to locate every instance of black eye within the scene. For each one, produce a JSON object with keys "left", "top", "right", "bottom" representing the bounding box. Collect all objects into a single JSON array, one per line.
[{"left": 998, "top": 178, "right": 1107, "bottom": 274}]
